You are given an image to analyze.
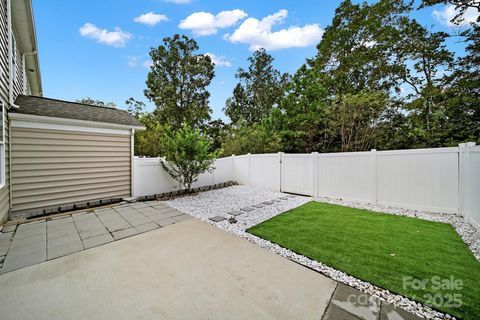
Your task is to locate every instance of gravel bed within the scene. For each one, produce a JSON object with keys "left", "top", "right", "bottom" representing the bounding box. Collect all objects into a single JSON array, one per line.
[{"left": 165, "top": 185, "right": 479, "bottom": 320}]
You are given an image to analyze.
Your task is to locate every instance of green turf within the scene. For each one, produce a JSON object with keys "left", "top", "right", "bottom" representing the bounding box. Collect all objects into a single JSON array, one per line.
[{"left": 247, "top": 201, "right": 480, "bottom": 319}]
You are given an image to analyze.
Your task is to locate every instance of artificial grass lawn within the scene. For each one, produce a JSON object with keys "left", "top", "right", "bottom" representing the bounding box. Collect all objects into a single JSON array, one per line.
[{"left": 247, "top": 201, "right": 480, "bottom": 319}]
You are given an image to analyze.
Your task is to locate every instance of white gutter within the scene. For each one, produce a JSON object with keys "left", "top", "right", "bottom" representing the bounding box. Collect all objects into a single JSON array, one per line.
[
  {"left": 7, "top": 0, "right": 19, "bottom": 109},
  {"left": 22, "top": 50, "right": 37, "bottom": 94},
  {"left": 8, "top": 113, "right": 146, "bottom": 131}
]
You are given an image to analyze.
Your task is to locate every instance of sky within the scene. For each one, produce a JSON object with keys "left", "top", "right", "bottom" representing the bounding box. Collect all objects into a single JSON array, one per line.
[{"left": 32, "top": 0, "right": 478, "bottom": 121}]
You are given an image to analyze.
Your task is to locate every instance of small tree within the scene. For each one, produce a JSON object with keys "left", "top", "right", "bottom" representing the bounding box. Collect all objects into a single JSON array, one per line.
[{"left": 159, "top": 124, "right": 217, "bottom": 192}]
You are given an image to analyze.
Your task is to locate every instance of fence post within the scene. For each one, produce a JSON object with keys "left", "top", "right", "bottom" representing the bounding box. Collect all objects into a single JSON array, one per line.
[
  {"left": 311, "top": 152, "right": 318, "bottom": 197},
  {"left": 247, "top": 153, "right": 252, "bottom": 186},
  {"left": 371, "top": 149, "right": 377, "bottom": 204},
  {"left": 279, "top": 152, "right": 284, "bottom": 192},
  {"left": 231, "top": 154, "right": 236, "bottom": 183},
  {"left": 459, "top": 142, "right": 476, "bottom": 222},
  {"left": 459, "top": 143, "right": 465, "bottom": 217}
]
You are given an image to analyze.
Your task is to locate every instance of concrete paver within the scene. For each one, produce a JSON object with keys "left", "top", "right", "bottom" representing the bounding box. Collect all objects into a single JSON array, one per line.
[
  {"left": 323, "top": 302, "right": 362, "bottom": 319},
  {"left": 0, "top": 233, "right": 13, "bottom": 256},
  {"left": 134, "top": 222, "right": 159, "bottom": 233},
  {"left": 82, "top": 233, "right": 114, "bottom": 249},
  {"left": 1, "top": 249, "right": 46, "bottom": 273},
  {"left": 0, "top": 201, "right": 189, "bottom": 274},
  {"left": 379, "top": 302, "right": 423, "bottom": 320},
  {"left": 330, "top": 283, "right": 381, "bottom": 320},
  {"left": 111, "top": 227, "right": 139, "bottom": 240},
  {"left": 47, "top": 241, "right": 84, "bottom": 260}
]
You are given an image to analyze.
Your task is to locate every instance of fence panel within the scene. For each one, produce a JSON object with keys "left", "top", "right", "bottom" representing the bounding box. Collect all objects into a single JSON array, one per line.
[
  {"left": 376, "top": 148, "right": 459, "bottom": 213},
  {"left": 134, "top": 157, "right": 234, "bottom": 197},
  {"left": 133, "top": 144, "right": 479, "bottom": 229},
  {"left": 133, "top": 158, "right": 179, "bottom": 197},
  {"left": 316, "top": 151, "right": 374, "bottom": 202},
  {"left": 213, "top": 157, "right": 234, "bottom": 184},
  {"left": 250, "top": 154, "right": 281, "bottom": 191},
  {"left": 233, "top": 155, "right": 250, "bottom": 185},
  {"left": 281, "top": 154, "right": 314, "bottom": 196}
]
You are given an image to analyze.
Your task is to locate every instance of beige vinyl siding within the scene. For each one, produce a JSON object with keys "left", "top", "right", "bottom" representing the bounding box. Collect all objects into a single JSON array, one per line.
[
  {"left": 10, "top": 127, "right": 131, "bottom": 213},
  {"left": 0, "top": 0, "right": 9, "bottom": 223},
  {"left": 0, "top": 0, "right": 8, "bottom": 101},
  {"left": 12, "top": 32, "right": 23, "bottom": 96},
  {"left": 0, "top": 107, "right": 9, "bottom": 223},
  {"left": 0, "top": 0, "right": 33, "bottom": 222}
]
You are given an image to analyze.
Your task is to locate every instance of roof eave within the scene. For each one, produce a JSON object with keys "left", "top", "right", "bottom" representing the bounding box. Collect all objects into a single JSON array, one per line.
[
  {"left": 12, "top": 0, "right": 42, "bottom": 96},
  {"left": 8, "top": 113, "right": 146, "bottom": 131}
]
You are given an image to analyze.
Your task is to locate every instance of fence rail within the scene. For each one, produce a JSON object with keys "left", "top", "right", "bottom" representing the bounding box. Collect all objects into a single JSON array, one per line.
[{"left": 133, "top": 143, "right": 479, "bottom": 230}]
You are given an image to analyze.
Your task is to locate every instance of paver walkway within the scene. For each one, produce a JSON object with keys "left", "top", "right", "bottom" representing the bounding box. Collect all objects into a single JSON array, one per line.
[{"left": 0, "top": 201, "right": 190, "bottom": 273}]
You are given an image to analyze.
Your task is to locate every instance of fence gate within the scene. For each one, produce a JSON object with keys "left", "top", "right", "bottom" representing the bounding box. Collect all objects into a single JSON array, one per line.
[{"left": 281, "top": 153, "right": 315, "bottom": 196}]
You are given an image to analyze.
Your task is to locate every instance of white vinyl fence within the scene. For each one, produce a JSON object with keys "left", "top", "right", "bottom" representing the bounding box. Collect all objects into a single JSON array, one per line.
[{"left": 133, "top": 143, "right": 480, "bottom": 230}]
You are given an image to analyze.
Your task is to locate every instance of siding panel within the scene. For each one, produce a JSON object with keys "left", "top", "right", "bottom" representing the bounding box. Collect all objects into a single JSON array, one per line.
[
  {"left": 0, "top": 0, "right": 9, "bottom": 223},
  {"left": 11, "top": 127, "right": 131, "bottom": 213}
]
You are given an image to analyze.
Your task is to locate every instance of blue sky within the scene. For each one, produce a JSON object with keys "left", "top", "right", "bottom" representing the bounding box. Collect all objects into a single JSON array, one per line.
[{"left": 32, "top": 0, "right": 477, "bottom": 121}]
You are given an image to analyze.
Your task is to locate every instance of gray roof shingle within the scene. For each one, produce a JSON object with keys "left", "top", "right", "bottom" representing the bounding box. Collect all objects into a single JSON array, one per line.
[{"left": 12, "top": 95, "right": 143, "bottom": 127}]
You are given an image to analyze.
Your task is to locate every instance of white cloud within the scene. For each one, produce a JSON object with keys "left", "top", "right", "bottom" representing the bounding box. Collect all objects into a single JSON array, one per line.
[
  {"left": 433, "top": 4, "right": 479, "bottom": 26},
  {"left": 179, "top": 9, "right": 247, "bottom": 36},
  {"left": 127, "top": 56, "right": 139, "bottom": 67},
  {"left": 166, "top": 0, "right": 191, "bottom": 4},
  {"left": 227, "top": 9, "right": 324, "bottom": 51},
  {"left": 205, "top": 53, "right": 232, "bottom": 67},
  {"left": 79, "top": 23, "right": 131, "bottom": 47},
  {"left": 134, "top": 12, "right": 168, "bottom": 26}
]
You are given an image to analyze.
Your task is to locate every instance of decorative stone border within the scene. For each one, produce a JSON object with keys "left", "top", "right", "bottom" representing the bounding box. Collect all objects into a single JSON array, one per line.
[{"left": 135, "top": 181, "right": 237, "bottom": 201}]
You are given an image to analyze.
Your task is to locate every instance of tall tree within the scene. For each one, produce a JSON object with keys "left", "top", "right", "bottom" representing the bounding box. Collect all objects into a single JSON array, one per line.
[
  {"left": 76, "top": 97, "right": 117, "bottom": 108},
  {"left": 441, "top": 24, "right": 480, "bottom": 145},
  {"left": 144, "top": 34, "right": 214, "bottom": 130},
  {"left": 224, "top": 49, "right": 289, "bottom": 126},
  {"left": 312, "top": 0, "right": 412, "bottom": 95},
  {"left": 420, "top": 0, "right": 480, "bottom": 25},
  {"left": 332, "top": 91, "right": 390, "bottom": 151},
  {"left": 393, "top": 19, "right": 454, "bottom": 147},
  {"left": 275, "top": 0, "right": 409, "bottom": 153}
]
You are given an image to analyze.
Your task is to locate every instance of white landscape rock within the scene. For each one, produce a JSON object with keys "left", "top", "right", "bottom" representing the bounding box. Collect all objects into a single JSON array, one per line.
[{"left": 166, "top": 185, "right": 478, "bottom": 320}]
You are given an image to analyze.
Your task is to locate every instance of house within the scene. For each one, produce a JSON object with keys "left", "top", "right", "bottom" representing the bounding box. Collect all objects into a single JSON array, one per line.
[{"left": 0, "top": 0, "right": 144, "bottom": 223}]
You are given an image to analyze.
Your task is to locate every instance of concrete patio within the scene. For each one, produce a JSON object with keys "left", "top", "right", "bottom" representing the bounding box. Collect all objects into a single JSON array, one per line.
[
  {"left": 0, "top": 217, "right": 422, "bottom": 320},
  {"left": 0, "top": 201, "right": 190, "bottom": 273}
]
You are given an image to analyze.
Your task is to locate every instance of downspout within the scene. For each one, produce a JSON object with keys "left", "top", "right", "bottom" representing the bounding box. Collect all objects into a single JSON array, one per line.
[
  {"left": 7, "top": 0, "right": 19, "bottom": 109},
  {"left": 8, "top": 119, "right": 12, "bottom": 209},
  {"left": 131, "top": 129, "right": 135, "bottom": 198}
]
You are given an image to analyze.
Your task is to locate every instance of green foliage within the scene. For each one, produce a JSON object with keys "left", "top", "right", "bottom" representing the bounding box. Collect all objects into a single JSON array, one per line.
[
  {"left": 332, "top": 91, "right": 391, "bottom": 151},
  {"left": 248, "top": 201, "right": 480, "bottom": 319},
  {"left": 76, "top": 97, "right": 117, "bottom": 108},
  {"left": 440, "top": 25, "right": 480, "bottom": 145},
  {"left": 159, "top": 124, "right": 218, "bottom": 192},
  {"left": 224, "top": 49, "right": 289, "bottom": 126},
  {"left": 220, "top": 0, "right": 477, "bottom": 155},
  {"left": 126, "top": 98, "right": 164, "bottom": 157},
  {"left": 201, "top": 119, "right": 229, "bottom": 153},
  {"left": 144, "top": 34, "right": 214, "bottom": 130},
  {"left": 220, "top": 120, "right": 282, "bottom": 156}
]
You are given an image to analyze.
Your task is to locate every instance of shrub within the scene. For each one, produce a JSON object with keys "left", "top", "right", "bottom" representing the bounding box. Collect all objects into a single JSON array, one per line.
[{"left": 159, "top": 124, "right": 218, "bottom": 192}]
